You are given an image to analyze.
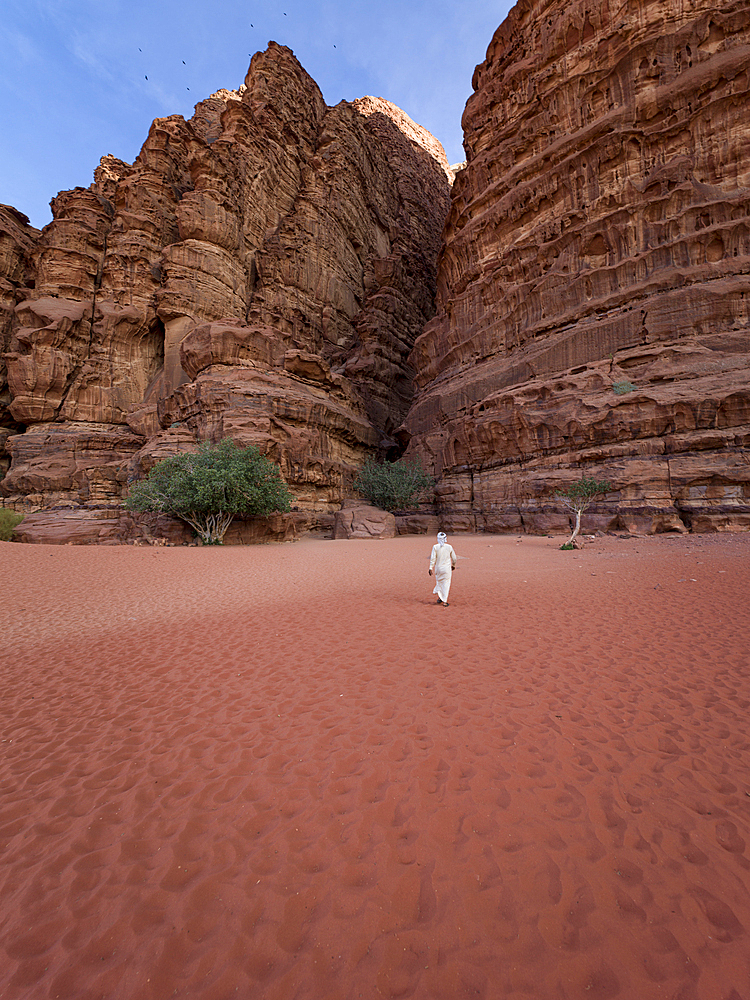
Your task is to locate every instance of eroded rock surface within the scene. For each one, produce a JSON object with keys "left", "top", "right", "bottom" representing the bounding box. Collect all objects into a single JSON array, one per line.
[
  {"left": 0, "top": 206, "right": 40, "bottom": 479},
  {"left": 1, "top": 44, "right": 450, "bottom": 535},
  {"left": 333, "top": 500, "right": 396, "bottom": 539},
  {"left": 5, "top": 9, "right": 750, "bottom": 543},
  {"left": 11, "top": 506, "right": 329, "bottom": 546},
  {"left": 403, "top": 0, "right": 750, "bottom": 533}
]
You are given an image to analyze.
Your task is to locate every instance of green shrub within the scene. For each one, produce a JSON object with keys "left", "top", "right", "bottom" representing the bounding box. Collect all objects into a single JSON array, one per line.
[
  {"left": 352, "top": 457, "right": 434, "bottom": 512},
  {"left": 0, "top": 508, "right": 24, "bottom": 541},
  {"left": 125, "top": 439, "right": 292, "bottom": 545},
  {"left": 613, "top": 380, "right": 637, "bottom": 395}
]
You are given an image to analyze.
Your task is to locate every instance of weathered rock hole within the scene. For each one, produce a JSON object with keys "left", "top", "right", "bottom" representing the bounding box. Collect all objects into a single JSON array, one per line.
[
  {"left": 706, "top": 238, "right": 724, "bottom": 262},
  {"left": 585, "top": 234, "right": 609, "bottom": 256}
]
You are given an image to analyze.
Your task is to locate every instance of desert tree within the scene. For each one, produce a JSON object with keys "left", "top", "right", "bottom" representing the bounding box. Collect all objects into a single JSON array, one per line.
[
  {"left": 556, "top": 476, "right": 612, "bottom": 549},
  {"left": 125, "top": 439, "right": 292, "bottom": 545}
]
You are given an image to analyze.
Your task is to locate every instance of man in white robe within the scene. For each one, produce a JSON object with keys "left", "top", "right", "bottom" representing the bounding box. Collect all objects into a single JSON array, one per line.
[{"left": 429, "top": 532, "right": 457, "bottom": 605}]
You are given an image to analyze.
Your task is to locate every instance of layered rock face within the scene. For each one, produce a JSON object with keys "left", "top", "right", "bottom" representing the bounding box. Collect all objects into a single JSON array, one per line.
[
  {"left": 1, "top": 44, "right": 450, "bottom": 526},
  {"left": 404, "top": 0, "right": 750, "bottom": 533},
  {"left": 0, "top": 206, "right": 39, "bottom": 480}
]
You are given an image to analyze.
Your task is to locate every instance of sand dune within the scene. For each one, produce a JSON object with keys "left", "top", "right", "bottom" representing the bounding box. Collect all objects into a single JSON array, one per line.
[{"left": 2, "top": 533, "right": 749, "bottom": 999}]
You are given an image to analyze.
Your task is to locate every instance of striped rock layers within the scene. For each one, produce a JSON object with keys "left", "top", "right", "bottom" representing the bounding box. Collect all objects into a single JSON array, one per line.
[
  {"left": 1, "top": 44, "right": 450, "bottom": 522},
  {"left": 403, "top": 0, "right": 750, "bottom": 534}
]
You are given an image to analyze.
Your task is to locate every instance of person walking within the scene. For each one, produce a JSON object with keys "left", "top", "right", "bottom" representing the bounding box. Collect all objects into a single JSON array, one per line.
[{"left": 429, "top": 532, "right": 457, "bottom": 606}]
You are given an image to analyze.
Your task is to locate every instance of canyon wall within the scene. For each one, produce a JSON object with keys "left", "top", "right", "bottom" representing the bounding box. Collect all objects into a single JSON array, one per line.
[
  {"left": 403, "top": 0, "right": 750, "bottom": 534},
  {"left": 4, "top": 3, "right": 750, "bottom": 544},
  {"left": 0, "top": 43, "right": 450, "bottom": 538},
  {"left": 0, "top": 206, "right": 39, "bottom": 481}
]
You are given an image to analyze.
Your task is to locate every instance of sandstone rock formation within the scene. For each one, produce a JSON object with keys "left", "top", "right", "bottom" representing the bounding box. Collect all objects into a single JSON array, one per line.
[
  {"left": 0, "top": 206, "right": 39, "bottom": 481},
  {"left": 1, "top": 43, "right": 451, "bottom": 537},
  {"left": 5, "top": 6, "right": 750, "bottom": 545},
  {"left": 403, "top": 0, "right": 750, "bottom": 534},
  {"left": 333, "top": 500, "right": 396, "bottom": 539},
  {"left": 11, "top": 506, "right": 328, "bottom": 546}
]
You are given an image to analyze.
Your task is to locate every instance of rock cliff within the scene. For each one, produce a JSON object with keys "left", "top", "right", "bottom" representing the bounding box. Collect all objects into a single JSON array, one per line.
[
  {"left": 4, "top": 5, "right": 750, "bottom": 544},
  {"left": 0, "top": 205, "right": 39, "bottom": 481},
  {"left": 403, "top": 0, "right": 750, "bottom": 533},
  {"left": 1, "top": 44, "right": 451, "bottom": 531}
]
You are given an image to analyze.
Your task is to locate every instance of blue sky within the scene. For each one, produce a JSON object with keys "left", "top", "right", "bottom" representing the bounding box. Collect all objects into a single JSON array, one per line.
[{"left": 1, "top": 0, "right": 512, "bottom": 230}]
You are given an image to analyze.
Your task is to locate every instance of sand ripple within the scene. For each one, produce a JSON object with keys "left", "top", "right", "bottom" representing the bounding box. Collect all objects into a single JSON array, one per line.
[{"left": 1, "top": 534, "right": 749, "bottom": 999}]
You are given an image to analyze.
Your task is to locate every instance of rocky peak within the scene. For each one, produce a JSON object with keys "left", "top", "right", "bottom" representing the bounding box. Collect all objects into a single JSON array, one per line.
[{"left": 0, "top": 43, "right": 451, "bottom": 527}]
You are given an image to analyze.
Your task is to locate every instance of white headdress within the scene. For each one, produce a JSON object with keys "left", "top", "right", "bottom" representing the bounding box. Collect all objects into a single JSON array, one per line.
[{"left": 437, "top": 532, "right": 447, "bottom": 546}]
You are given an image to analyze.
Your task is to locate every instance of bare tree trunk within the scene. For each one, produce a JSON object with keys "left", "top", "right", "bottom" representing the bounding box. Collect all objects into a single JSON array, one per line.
[
  {"left": 180, "top": 511, "right": 235, "bottom": 544},
  {"left": 565, "top": 508, "right": 582, "bottom": 547}
]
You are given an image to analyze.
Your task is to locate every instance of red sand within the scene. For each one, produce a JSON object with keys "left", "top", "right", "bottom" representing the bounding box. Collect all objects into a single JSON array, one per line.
[{"left": 2, "top": 532, "right": 750, "bottom": 1000}]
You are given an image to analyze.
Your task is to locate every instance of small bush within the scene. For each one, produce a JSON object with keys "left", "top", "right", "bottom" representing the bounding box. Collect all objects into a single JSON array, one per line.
[
  {"left": 613, "top": 380, "right": 637, "bottom": 395},
  {"left": 352, "top": 457, "right": 434, "bottom": 512},
  {"left": 0, "top": 509, "right": 24, "bottom": 541}
]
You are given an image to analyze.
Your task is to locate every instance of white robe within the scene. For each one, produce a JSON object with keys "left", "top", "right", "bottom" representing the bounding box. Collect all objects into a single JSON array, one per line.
[{"left": 430, "top": 543, "right": 456, "bottom": 602}]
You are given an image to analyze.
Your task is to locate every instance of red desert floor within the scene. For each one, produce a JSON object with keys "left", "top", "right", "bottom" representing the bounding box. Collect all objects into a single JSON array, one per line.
[{"left": 1, "top": 532, "right": 749, "bottom": 1000}]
